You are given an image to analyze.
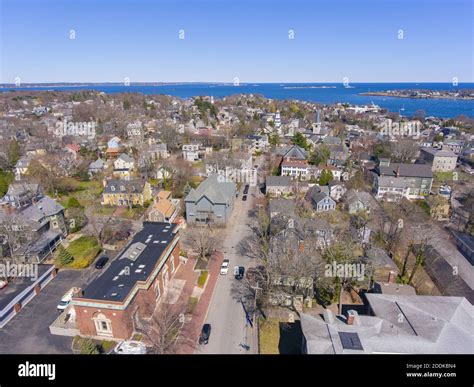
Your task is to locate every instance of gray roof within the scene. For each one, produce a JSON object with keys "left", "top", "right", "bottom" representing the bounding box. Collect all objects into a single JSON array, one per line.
[
  {"left": 363, "top": 247, "right": 397, "bottom": 270},
  {"left": 301, "top": 294, "right": 474, "bottom": 354},
  {"left": 20, "top": 197, "right": 64, "bottom": 223},
  {"left": 268, "top": 199, "right": 296, "bottom": 216},
  {"left": 185, "top": 174, "right": 236, "bottom": 205},
  {"left": 379, "top": 163, "right": 433, "bottom": 178},
  {"left": 344, "top": 189, "right": 372, "bottom": 207},
  {"left": 89, "top": 158, "right": 105, "bottom": 170},
  {"left": 266, "top": 175, "right": 292, "bottom": 187},
  {"left": 4, "top": 183, "right": 41, "bottom": 198},
  {"left": 103, "top": 179, "right": 145, "bottom": 194},
  {"left": 421, "top": 147, "right": 458, "bottom": 158},
  {"left": 117, "top": 153, "right": 135, "bottom": 163},
  {"left": 277, "top": 145, "right": 307, "bottom": 160}
]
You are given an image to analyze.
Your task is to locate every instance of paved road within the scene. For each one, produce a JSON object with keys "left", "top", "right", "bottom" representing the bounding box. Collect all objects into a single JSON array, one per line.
[
  {"left": 197, "top": 156, "right": 265, "bottom": 354},
  {"left": 196, "top": 185, "right": 257, "bottom": 354}
]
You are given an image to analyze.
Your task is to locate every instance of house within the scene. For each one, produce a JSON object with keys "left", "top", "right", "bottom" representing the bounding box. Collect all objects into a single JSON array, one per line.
[
  {"left": 182, "top": 143, "right": 203, "bottom": 162},
  {"left": 64, "top": 143, "right": 81, "bottom": 160},
  {"left": 106, "top": 136, "right": 123, "bottom": 158},
  {"left": 114, "top": 153, "right": 135, "bottom": 171},
  {"left": 148, "top": 143, "right": 169, "bottom": 159},
  {"left": 88, "top": 159, "right": 106, "bottom": 177},
  {"left": 442, "top": 140, "right": 464, "bottom": 155},
  {"left": 72, "top": 222, "right": 181, "bottom": 340},
  {"left": 277, "top": 145, "right": 308, "bottom": 161},
  {"left": 420, "top": 147, "right": 458, "bottom": 172},
  {"left": 1, "top": 183, "right": 43, "bottom": 208},
  {"left": 246, "top": 134, "right": 269, "bottom": 154},
  {"left": 265, "top": 176, "right": 293, "bottom": 196},
  {"left": 300, "top": 294, "right": 474, "bottom": 354},
  {"left": 305, "top": 186, "right": 336, "bottom": 212},
  {"left": 362, "top": 247, "right": 399, "bottom": 283},
  {"left": 147, "top": 191, "right": 179, "bottom": 224},
  {"left": 0, "top": 196, "right": 66, "bottom": 262},
  {"left": 101, "top": 179, "right": 152, "bottom": 206},
  {"left": 281, "top": 160, "right": 309, "bottom": 180},
  {"left": 344, "top": 189, "right": 371, "bottom": 214},
  {"left": 328, "top": 181, "right": 346, "bottom": 202},
  {"left": 373, "top": 161, "right": 433, "bottom": 201},
  {"left": 184, "top": 174, "right": 236, "bottom": 225}
]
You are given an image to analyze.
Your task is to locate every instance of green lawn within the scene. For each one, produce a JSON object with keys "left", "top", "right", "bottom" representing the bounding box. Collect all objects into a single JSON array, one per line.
[
  {"left": 259, "top": 318, "right": 280, "bottom": 354},
  {"left": 58, "top": 236, "right": 101, "bottom": 269}
]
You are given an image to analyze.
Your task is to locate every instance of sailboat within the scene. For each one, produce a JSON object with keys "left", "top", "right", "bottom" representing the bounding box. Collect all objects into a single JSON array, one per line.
[{"left": 400, "top": 104, "right": 405, "bottom": 111}]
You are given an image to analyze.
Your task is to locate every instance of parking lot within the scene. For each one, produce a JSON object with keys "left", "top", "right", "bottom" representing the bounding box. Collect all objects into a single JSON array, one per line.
[{"left": 0, "top": 268, "right": 94, "bottom": 354}]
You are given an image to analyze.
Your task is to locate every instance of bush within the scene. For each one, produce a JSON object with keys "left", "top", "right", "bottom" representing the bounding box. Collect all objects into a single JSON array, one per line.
[
  {"left": 197, "top": 270, "right": 209, "bottom": 288},
  {"left": 67, "top": 197, "right": 83, "bottom": 208},
  {"left": 57, "top": 245, "right": 74, "bottom": 265}
]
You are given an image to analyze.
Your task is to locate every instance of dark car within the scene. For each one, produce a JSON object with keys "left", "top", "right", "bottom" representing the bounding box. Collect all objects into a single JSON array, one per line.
[
  {"left": 95, "top": 256, "right": 109, "bottom": 269},
  {"left": 242, "top": 195, "right": 247, "bottom": 201},
  {"left": 243, "top": 185, "right": 250, "bottom": 194},
  {"left": 199, "top": 324, "right": 211, "bottom": 345},
  {"left": 234, "top": 266, "right": 245, "bottom": 280}
]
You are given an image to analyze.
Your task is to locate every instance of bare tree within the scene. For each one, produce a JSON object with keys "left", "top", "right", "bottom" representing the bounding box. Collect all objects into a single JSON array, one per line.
[
  {"left": 186, "top": 222, "right": 221, "bottom": 262},
  {"left": 133, "top": 299, "right": 189, "bottom": 354}
]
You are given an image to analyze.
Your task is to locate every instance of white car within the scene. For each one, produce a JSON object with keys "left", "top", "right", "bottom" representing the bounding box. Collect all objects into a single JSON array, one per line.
[
  {"left": 220, "top": 259, "right": 230, "bottom": 275},
  {"left": 0, "top": 280, "right": 8, "bottom": 290},
  {"left": 113, "top": 340, "right": 147, "bottom": 355}
]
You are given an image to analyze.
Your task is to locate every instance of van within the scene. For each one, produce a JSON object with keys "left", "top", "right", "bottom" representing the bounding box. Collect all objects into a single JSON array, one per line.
[
  {"left": 234, "top": 266, "right": 245, "bottom": 279},
  {"left": 57, "top": 287, "right": 80, "bottom": 312}
]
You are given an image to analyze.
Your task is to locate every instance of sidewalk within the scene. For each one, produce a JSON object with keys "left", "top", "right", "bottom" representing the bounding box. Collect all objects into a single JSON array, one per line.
[{"left": 175, "top": 251, "right": 224, "bottom": 354}]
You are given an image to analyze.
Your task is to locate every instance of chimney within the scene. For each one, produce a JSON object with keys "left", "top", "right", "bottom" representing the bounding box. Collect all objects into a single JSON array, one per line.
[
  {"left": 388, "top": 270, "right": 396, "bottom": 283},
  {"left": 347, "top": 310, "right": 360, "bottom": 325},
  {"left": 323, "top": 309, "right": 334, "bottom": 324}
]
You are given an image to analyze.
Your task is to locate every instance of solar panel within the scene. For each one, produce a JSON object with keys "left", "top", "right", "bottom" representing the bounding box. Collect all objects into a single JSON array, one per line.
[{"left": 338, "top": 332, "right": 364, "bottom": 351}]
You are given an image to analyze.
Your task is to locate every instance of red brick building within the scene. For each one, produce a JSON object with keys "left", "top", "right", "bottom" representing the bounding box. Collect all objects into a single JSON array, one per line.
[{"left": 72, "top": 222, "right": 181, "bottom": 340}]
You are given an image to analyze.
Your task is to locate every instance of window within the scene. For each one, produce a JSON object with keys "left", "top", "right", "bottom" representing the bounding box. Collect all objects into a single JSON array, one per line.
[{"left": 93, "top": 313, "right": 113, "bottom": 337}]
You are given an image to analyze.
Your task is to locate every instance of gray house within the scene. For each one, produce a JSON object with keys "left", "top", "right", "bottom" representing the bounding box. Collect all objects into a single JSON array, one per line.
[
  {"left": 344, "top": 189, "right": 372, "bottom": 214},
  {"left": 185, "top": 174, "right": 236, "bottom": 225},
  {"left": 306, "top": 186, "right": 336, "bottom": 212}
]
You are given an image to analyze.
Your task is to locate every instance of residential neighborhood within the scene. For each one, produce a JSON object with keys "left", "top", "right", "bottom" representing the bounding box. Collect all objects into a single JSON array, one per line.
[{"left": 0, "top": 87, "right": 472, "bottom": 361}]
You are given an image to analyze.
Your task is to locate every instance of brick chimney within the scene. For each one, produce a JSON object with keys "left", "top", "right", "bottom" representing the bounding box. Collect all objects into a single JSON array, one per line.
[
  {"left": 388, "top": 270, "right": 396, "bottom": 283},
  {"left": 347, "top": 310, "right": 360, "bottom": 326}
]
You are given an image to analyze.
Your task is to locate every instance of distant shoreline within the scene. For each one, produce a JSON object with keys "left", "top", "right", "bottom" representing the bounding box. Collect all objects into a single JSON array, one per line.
[{"left": 360, "top": 91, "right": 474, "bottom": 101}]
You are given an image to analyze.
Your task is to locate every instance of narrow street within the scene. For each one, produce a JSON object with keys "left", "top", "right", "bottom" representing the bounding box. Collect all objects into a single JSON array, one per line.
[{"left": 197, "top": 158, "right": 265, "bottom": 354}]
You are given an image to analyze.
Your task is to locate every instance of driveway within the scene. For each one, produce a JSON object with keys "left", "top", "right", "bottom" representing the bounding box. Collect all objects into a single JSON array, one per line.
[{"left": 0, "top": 263, "right": 108, "bottom": 354}]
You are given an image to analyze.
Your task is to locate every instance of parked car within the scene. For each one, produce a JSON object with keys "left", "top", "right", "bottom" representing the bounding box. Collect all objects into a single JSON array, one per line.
[
  {"left": 57, "top": 287, "right": 80, "bottom": 311},
  {"left": 199, "top": 324, "right": 211, "bottom": 345},
  {"left": 234, "top": 266, "right": 245, "bottom": 279},
  {"left": 243, "top": 185, "right": 250, "bottom": 194},
  {"left": 242, "top": 195, "right": 247, "bottom": 201},
  {"left": 0, "top": 280, "right": 8, "bottom": 290},
  {"left": 220, "top": 259, "right": 230, "bottom": 275},
  {"left": 95, "top": 256, "right": 109, "bottom": 269},
  {"left": 113, "top": 340, "right": 147, "bottom": 354}
]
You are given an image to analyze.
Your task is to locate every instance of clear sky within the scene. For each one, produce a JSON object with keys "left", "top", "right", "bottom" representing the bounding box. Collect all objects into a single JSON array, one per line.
[{"left": 0, "top": 0, "right": 472, "bottom": 83}]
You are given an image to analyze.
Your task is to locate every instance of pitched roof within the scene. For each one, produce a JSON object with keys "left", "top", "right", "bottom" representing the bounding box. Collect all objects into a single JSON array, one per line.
[
  {"left": 266, "top": 175, "right": 292, "bottom": 187},
  {"left": 185, "top": 174, "right": 236, "bottom": 205},
  {"left": 379, "top": 163, "right": 433, "bottom": 178},
  {"left": 103, "top": 179, "right": 145, "bottom": 194}
]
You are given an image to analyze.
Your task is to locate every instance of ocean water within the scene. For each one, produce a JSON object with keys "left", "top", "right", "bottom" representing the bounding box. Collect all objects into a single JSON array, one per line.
[{"left": 4, "top": 83, "right": 473, "bottom": 118}]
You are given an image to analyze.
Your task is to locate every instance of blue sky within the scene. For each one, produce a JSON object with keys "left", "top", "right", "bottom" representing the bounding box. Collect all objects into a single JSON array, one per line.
[{"left": 1, "top": 0, "right": 472, "bottom": 83}]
